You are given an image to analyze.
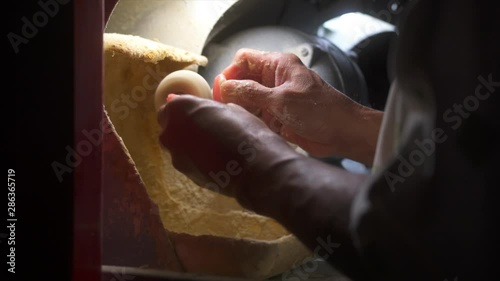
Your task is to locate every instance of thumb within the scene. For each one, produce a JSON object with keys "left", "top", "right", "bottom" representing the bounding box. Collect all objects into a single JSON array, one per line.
[{"left": 220, "top": 79, "right": 273, "bottom": 108}]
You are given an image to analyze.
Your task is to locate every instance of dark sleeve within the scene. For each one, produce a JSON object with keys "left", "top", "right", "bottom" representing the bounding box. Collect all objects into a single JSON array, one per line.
[{"left": 349, "top": 0, "right": 499, "bottom": 280}]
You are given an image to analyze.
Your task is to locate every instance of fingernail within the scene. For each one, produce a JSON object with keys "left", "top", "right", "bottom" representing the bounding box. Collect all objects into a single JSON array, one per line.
[
  {"left": 167, "top": 93, "right": 178, "bottom": 103},
  {"left": 213, "top": 74, "right": 226, "bottom": 102}
]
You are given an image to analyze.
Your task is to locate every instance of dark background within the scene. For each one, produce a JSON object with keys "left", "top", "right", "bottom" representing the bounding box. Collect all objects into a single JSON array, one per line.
[{"left": 9, "top": 0, "right": 75, "bottom": 280}]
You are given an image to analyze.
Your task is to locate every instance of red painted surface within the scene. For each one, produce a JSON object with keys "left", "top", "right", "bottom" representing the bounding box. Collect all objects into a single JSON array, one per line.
[
  {"left": 73, "top": 0, "right": 105, "bottom": 281},
  {"left": 101, "top": 114, "right": 183, "bottom": 271}
]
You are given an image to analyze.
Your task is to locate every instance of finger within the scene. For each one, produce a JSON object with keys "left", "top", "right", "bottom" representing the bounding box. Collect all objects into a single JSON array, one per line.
[
  {"left": 212, "top": 73, "right": 225, "bottom": 102},
  {"left": 220, "top": 79, "right": 273, "bottom": 109},
  {"left": 157, "top": 94, "right": 201, "bottom": 133},
  {"left": 158, "top": 95, "right": 231, "bottom": 169},
  {"left": 215, "top": 74, "right": 269, "bottom": 116},
  {"left": 167, "top": 93, "right": 178, "bottom": 103},
  {"left": 221, "top": 48, "right": 280, "bottom": 87},
  {"left": 169, "top": 150, "right": 209, "bottom": 187}
]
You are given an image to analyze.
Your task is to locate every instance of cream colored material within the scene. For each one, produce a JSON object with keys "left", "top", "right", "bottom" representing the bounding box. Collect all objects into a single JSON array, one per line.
[
  {"left": 154, "top": 70, "right": 212, "bottom": 112},
  {"left": 103, "top": 33, "right": 310, "bottom": 278},
  {"left": 104, "top": 33, "right": 208, "bottom": 65},
  {"left": 105, "top": 0, "right": 238, "bottom": 54}
]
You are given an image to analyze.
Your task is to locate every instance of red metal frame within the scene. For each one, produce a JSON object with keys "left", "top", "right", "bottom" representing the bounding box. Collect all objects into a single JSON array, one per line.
[
  {"left": 73, "top": 1, "right": 119, "bottom": 280},
  {"left": 72, "top": 0, "right": 108, "bottom": 280}
]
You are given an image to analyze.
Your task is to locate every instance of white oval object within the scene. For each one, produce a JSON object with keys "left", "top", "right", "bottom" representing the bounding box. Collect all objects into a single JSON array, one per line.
[{"left": 154, "top": 70, "right": 212, "bottom": 111}]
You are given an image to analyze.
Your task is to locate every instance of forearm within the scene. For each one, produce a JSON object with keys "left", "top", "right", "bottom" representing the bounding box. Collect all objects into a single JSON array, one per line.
[
  {"left": 236, "top": 149, "right": 371, "bottom": 277},
  {"left": 297, "top": 84, "right": 383, "bottom": 166},
  {"left": 333, "top": 104, "right": 383, "bottom": 166}
]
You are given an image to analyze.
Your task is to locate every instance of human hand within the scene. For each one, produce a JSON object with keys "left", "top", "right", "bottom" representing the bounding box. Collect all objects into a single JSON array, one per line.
[
  {"left": 157, "top": 94, "right": 300, "bottom": 198},
  {"left": 157, "top": 92, "right": 369, "bottom": 258},
  {"left": 212, "top": 49, "right": 382, "bottom": 165}
]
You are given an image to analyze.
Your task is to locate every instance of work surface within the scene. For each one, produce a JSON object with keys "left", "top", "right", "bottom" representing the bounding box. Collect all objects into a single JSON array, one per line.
[{"left": 102, "top": 263, "right": 353, "bottom": 281}]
